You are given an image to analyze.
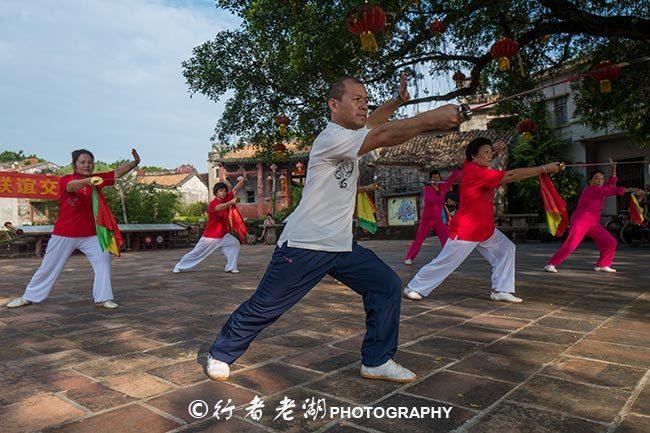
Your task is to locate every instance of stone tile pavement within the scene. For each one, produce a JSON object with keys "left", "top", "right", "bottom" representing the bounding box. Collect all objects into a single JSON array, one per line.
[{"left": 0, "top": 240, "right": 648, "bottom": 433}]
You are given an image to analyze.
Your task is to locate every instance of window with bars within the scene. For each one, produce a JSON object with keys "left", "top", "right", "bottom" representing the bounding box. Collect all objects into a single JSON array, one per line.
[{"left": 554, "top": 96, "right": 568, "bottom": 126}]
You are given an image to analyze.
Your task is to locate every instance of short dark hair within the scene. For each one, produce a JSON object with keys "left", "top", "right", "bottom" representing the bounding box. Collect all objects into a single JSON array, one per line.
[
  {"left": 326, "top": 76, "right": 364, "bottom": 101},
  {"left": 589, "top": 170, "right": 605, "bottom": 181},
  {"left": 465, "top": 137, "right": 493, "bottom": 161},
  {"left": 266, "top": 213, "right": 273, "bottom": 217},
  {"left": 213, "top": 182, "right": 229, "bottom": 195},
  {"left": 429, "top": 169, "right": 441, "bottom": 179},
  {"left": 71, "top": 149, "right": 94, "bottom": 165}
]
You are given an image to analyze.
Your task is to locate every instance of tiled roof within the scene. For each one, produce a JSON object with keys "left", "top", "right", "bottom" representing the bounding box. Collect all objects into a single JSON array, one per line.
[
  {"left": 197, "top": 173, "right": 209, "bottom": 187},
  {"left": 373, "top": 129, "right": 513, "bottom": 169},
  {"left": 211, "top": 142, "right": 311, "bottom": 163},
  {"left": 136, "top": 173, "right": 192, "bottom": 187}
]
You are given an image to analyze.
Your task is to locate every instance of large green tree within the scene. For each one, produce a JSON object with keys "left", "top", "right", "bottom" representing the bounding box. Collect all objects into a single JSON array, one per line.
[{"left": 183, "top": 0, "right": 649, "bottom": 150}]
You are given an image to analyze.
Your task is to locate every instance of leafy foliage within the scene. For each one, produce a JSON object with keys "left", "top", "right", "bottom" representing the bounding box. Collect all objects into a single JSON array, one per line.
[{"left": 183, "top": 0, "right": 649, "bottom": 151}]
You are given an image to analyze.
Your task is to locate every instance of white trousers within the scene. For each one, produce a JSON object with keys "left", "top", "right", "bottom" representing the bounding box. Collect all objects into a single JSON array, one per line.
[
  {"left": 406, "top": 229, "right": 516, "bottom": 296},
  {"left": 23, "top": 235, "right": 113, "bottom": 303},
  {"left": 173, "top": 234, "right": 240, "bottom": 272}
]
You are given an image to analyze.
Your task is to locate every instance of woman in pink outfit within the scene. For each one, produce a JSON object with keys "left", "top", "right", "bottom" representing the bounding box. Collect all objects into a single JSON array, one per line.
[
  {"left": 405, "top": 168, "right": 460, "bottom": 264},
  {"left": 545, "top": 161, "right": 643, "bottom": 273}
]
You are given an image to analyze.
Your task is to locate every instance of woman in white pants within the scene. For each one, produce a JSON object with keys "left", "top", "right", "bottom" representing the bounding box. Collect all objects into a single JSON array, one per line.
[
  {"left": 404, "top": 137, "right": 562, "bottom": 303},
  {"left": 173, "top": 178, "right": 246, "bottom": 274},
  {"left": 7, "top": 148, "right": 141, "bottom": 309}
]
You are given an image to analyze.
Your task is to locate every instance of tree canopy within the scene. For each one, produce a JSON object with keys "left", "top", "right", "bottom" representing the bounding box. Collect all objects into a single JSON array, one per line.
[{"left": 183, "top": 0, "right": 649, "bottom": 150}]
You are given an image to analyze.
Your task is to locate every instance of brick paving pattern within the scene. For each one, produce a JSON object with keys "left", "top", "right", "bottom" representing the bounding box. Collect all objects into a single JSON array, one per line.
[{"left": 1, "top": 240, "right": 648, "bottom": 433}]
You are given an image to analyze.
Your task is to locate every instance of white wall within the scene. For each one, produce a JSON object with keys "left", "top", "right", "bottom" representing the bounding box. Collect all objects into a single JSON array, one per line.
[{"left": 178, "top": 175, "right": 209, "bottom": 204}]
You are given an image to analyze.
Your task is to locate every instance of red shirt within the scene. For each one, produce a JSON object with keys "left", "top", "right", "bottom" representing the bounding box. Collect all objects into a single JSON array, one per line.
[
  {"left": 449, "top": 160, "right": 505, "bottom": 242},
  {"left": 202, "top": 191, "right": 234, "bottom": 239},
  {"left": 52, "top": 171, "right": 116, "bottom": 237}
]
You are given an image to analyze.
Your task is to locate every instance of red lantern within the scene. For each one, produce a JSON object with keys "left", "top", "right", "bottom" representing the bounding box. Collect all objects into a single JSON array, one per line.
[
  {"left": 276, "top": 115, "right": 290, "bottom": 136},
  {"left": 430, "top": 20, "right": 445, "bottom": 36},
  {"left": 274, "top": 142, "right": 287, "bottom": 155},
  {"left": 516, "top": 119, "right": 537, "bottom": 141},
  {"left": 452, "top": 71, "right": 466, "bottom": 88},
  {"left": 490, "top": 38, "right": 518, "bottom": 71},
  {"left": 346, "top": 4, "right": 386, "bottom": 52},
  {"left": 589, "top": 61, "right": 621, "bottom": 94}
]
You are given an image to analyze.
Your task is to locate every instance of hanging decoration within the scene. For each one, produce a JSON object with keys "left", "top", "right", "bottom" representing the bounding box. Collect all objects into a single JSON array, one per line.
[
  {"left": 273, "top": 142, "right": 287, "bottom": 156},
  {"left": 294, "top": 161, "right": 305, "bottom": 176},
  {"left": 516, "top": 118, "right": 537, "bottom": 141},
  {"left": 589, "top": 60, "right": 621, "bottom": 94},
  {"left": 452, "top": 71, "right": 466, "bottom": 88},
  {"left": 490, "top": 38, "right": 518, "bottom": 71},
  {"left": 346, "top": 4, "right": 386, "bottom": 52},
  {"left": 276, "top": 115, "right": 290, "bottom": 136},
  {"left": 429, "top": 19, "right": 445, "bottom": 36}
]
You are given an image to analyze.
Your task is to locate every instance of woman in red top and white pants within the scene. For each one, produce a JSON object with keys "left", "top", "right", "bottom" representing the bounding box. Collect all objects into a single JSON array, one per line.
[
  {"left": 173, "top": 177, "right": 247, "bottom": 274},
  {"left": 404, "top": 137, "right": 562, "bottom": 303},
  {"left": 7, "top": 149, "right": 141, "bottom": 309}
]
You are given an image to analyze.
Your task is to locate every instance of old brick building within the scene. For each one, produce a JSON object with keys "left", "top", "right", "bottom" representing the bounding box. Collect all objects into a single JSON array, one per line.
[
  {"left": 207, "top": 143, "right": 310, "bottom": 219},
  {"left": 367, "top": 130, "right": 512, "bottom": 227}
]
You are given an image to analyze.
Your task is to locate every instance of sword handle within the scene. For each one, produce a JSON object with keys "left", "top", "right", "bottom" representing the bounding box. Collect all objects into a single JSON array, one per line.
[{"left": 459, "top": 104, "right": 473, "bottom": 121}]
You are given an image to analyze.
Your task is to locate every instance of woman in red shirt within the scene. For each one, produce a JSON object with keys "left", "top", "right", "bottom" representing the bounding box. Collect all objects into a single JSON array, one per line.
[
  {"left": 404, "top": 137, "right": 561, "bottom": 304},
  {"left": 173, "top": 177, "right": 247, "bottom": 274},
  {"left": 404, "top": 168, "right": 460, "bottom": 264},
  {"left": 7, "top": 148, "right": 140, "bottom": 309}
]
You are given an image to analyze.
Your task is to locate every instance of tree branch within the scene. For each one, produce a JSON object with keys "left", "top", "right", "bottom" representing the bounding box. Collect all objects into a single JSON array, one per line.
[{"left": 539, "top": 0, "right": 650, "bottom": 40}]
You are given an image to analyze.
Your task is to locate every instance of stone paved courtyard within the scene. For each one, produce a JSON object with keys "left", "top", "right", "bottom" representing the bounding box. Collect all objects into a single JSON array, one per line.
[{"left": 0, "top": 240, "right": 649, "bottom": 433}]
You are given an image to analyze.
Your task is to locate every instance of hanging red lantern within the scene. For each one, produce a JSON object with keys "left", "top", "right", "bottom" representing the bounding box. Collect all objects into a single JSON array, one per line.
[
  {"left": 276, "top": 115, "right": 290, "bottom": 136},
  {"left": 516, "top": 119, "right": 537, "bottom": 141},
  {"left": 490, "top": 38, "right": 518, "bottom": 71},
  {"left": 589, "top": 61, "right": 621, "bottom": 94},
  {"left": 294, "top": 161, "right": 305, "bottom": 175},
  {"left": 346, "top": 4, "right": 386, "bottom": 52},
  {"left": 452, "top": 71, "right": 466, "bottom": 88},
  {"left": 273, "top": 142, "right": 287, "bottom": 156},
  {"left": 429, "top": 20, "right": 445, "bottom": 36}
]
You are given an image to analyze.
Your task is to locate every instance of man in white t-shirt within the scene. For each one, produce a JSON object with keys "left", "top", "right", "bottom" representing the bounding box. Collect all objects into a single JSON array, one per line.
[{"left": 206, "top": 74, "right": 463, "bottom": 382}]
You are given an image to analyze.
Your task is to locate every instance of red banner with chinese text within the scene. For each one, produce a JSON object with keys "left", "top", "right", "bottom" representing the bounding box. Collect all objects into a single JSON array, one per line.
[{"left": 0, "top": 172, "right": 61, "bottom": 200}]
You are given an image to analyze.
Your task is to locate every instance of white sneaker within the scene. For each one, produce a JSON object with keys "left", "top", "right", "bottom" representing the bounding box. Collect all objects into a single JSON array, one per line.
[
  {"left": 544, "top": 265, "right": 558, "bottom": 273},
  {"left": 95, "top": 300, "right": 118, "bottom": 309},
  {"left": 404, "top": 259, "right": 412, "bottom": 265},
  {"left": 206, "top": 354, "right": 230, "bottom": 381},
  {"left": 595, "top": 266, "right": 616, "bottom": 273},
  {"left": 172, "top": 268, "right": 181, "bottom": 274},
  {"left": 403, "top": 288, "right": 423, "bottom": 300},
  {"left": 6, "top": 297, "right": 32, "bottom": 308},
  {"left": 361, "top": 359, "right": 416, "bottom": 383},
  {"left": 227, "top": 269, "right": 240, "bottom": 274},
  {"left": 490, "top": 292, "right": 523, "bottom": 303}
]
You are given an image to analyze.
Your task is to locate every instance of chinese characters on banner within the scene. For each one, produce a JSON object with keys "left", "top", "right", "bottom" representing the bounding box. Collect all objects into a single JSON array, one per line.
[{"left": 0, "top": 172, "right": 60, "bottom": 199}]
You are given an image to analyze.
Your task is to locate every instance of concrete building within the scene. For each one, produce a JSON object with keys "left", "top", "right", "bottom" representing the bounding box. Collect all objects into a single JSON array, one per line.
[
  {"left": 0, "top": 158, "right": 61, "bottom": 226},
  {"left": 537, "top": 65, "right": 649, "bottom": 216}
]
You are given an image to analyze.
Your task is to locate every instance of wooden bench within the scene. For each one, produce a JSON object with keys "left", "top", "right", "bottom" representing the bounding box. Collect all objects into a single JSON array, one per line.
[{"left": 496, "top": 213, "right": 547, "bottom": 242}]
